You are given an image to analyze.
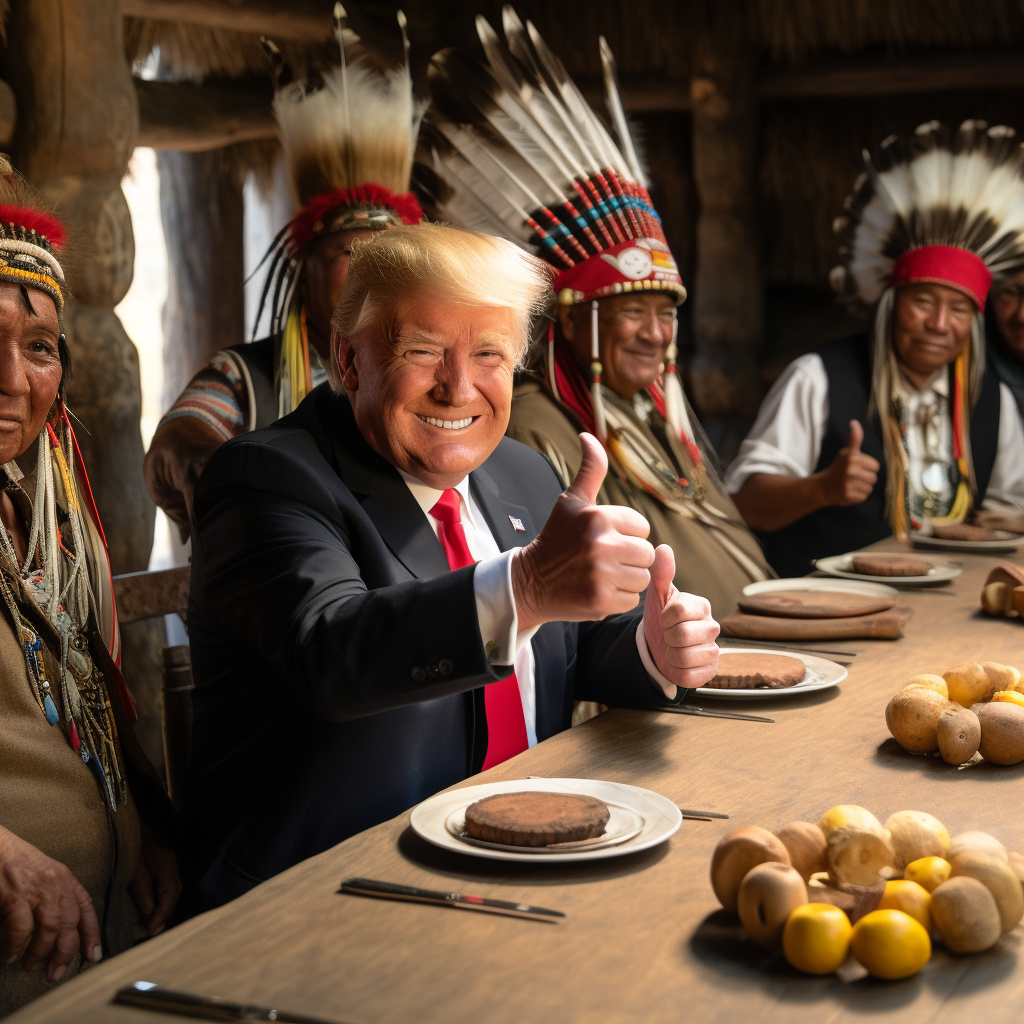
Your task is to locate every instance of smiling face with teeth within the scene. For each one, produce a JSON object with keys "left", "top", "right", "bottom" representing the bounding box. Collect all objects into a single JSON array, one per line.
[{"left": 335, "top": 291, "right": 521, "bottom": 488}]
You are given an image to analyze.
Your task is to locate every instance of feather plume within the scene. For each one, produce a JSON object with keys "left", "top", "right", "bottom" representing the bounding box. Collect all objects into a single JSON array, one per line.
[
  {"left": 833, "top": 119, "right": 1024, "bottom": 305},
  {"left": 423, "top": 6, "right": 666, "bottom": 268}
]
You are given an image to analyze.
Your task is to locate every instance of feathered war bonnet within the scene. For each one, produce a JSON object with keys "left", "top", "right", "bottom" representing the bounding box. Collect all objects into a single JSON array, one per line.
[
  {"left": 420, "top": 5, "right": 692, "bottom": 453},
  {"left": 257, "top": 3, "right": 425, "bottom": 416},
  {"left": 830, "top": 120, "right": 1024, "bottom": 538}
]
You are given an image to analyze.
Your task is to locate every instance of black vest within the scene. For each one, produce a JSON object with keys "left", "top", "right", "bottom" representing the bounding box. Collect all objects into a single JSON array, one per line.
[{"left": 760, "top": 336, "right": 1002, "bottom": 578}]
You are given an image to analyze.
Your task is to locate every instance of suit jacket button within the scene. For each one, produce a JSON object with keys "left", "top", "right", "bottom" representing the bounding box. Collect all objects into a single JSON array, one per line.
[
  {"left": 411, "top": 667, "right": 426, "bottom": 682},
  {"left": 439, "top": 658, "right": 453, "bottom": 675}
]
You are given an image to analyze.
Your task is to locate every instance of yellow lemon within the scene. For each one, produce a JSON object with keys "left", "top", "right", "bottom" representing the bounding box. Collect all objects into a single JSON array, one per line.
[
  {"left": 991, "top": 689, "right": 1024, "bottom": 709},
  {"left": 878, "top": 879, "right": 932, "bottom": 930},
  {"left": 851, "top": 909, "right": 931, "bottom": 979},
  {"left": 905, "top": 856, "right": 951, "bottom": 893},
  {"left": 782, "top": 903, "right": 852, "bottom": 974}
]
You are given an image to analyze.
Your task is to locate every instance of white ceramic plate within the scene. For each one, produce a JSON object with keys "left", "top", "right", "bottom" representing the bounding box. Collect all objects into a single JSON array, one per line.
[
  {"left": 699, "top": 647, "right": 847, "bottom": 700},
  {"left": 742, "top": 577, "right": 898, "bottom": 599},
  {"left": 910, "top": 532, "right": 1023, "bottom": 553},
  {"left": 813, "top": 553, "right": 962, "bottom": 586},
  {"left": 410, "top": 778, "right": 681, "bottom": 864}
]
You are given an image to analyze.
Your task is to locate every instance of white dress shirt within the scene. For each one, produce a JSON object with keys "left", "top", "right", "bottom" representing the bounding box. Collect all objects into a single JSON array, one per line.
[
  {"left": 398, "top": 470, "right": 675, "bottom": 745},
  {"left": 724, "top": 353, "right": 1024, "bottom": 514}
]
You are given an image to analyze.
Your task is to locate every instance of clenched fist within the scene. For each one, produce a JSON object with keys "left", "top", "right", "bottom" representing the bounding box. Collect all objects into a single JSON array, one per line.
[
  {"left": 643, "top": 544, "right": 720, "bottom": 696},
  {"left": 512, "top": 433, "right": 656, "bottom": 630},
  {"left": 817, "top": 420, "right": 880, "bottom": 507}
]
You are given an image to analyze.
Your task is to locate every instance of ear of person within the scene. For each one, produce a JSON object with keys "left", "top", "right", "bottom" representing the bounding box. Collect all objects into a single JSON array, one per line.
[{"left": 510, "top": 432, "right": 655, "bottom": 630}]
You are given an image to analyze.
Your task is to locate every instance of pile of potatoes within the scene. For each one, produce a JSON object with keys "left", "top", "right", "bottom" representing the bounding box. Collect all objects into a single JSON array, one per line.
[
  {"left": 711, "top": 805, "right": 1024, "bottom": 977},
  {"left": 885, "top": 661, "right": 1024, "bottom": 765}
]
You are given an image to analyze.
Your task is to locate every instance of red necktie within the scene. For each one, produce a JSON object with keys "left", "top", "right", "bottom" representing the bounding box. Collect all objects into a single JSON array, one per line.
[{"left": 429, "top": 488, "right": 529, "bottom": 770}]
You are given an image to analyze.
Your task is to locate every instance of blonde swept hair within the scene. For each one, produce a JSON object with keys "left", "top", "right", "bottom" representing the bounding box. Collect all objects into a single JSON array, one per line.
[{"left": 329, "top": 223, "right": 552, "bottom": 386}]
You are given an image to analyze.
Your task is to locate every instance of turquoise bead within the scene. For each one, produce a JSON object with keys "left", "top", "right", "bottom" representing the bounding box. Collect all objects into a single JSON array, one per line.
[{"left": 43, "top": 693, "right": 59, "bottom": 725}]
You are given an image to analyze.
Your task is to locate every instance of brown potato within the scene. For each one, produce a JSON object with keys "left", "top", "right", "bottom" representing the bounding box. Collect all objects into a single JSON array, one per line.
[
  {"left": 886, "top": 688, "right": 950, "bottom": 753},
  {"left": 826, "top": 824, "right": 895, "bottom": 888},
  {"left": 737, "top": 862, "right": 807, "bottom": 950},
  {"left": 937, "top": 705, "right": 981, "bottom": 765},
  {"left": 977, "top": 702, "right": 1024, "bottom": 765},
  {"left": 947, "top": 832, "right": 1008, "bottom": 862},
  {"left": 944, "top": 662, "right": 994, "bottom": 707},
  {"left": 710, "top": 826, "right": 791, "bottom": 913},
  {"left": 884, "top": 810, "right": 949, "bottom": 871},
  {"left": 902, "top": 674, "right": 948, "bottom": 698},
  {"left": 949, "top": 850, "right": 1024, "bottom": 933},
  {"left": 1007, "top": 851, "right": 1024, "bottom": 886},
  {"left": 931, "top": 876, "right": 1002, "bottom": 953},
  {"left": 775, "top": 822, "right": 827, "bottom": 882},
  {"left": 981, "top": 663, "right": 1022, "bottom": 692},
  {"left": 981, "top": 581, "right": 1014, "bottom": 616}
]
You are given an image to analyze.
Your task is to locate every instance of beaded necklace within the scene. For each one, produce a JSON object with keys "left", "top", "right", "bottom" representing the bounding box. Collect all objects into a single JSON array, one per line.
[{"left": 0, "top": 423, "right": 126, "bottom": 810}]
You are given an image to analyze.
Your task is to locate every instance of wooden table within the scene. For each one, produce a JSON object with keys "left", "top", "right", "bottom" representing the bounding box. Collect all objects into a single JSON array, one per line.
[{"left": 12, "top": 541, "right": 1024, "bottom": 1024}]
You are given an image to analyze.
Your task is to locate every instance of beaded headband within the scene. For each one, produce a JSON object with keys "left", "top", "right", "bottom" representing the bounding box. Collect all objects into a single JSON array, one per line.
[{"left": 0, "top": 204, "right": 67, "bottom": 318}]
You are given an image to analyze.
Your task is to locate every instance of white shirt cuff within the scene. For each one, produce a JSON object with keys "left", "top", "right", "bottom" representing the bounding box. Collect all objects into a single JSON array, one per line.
[
  {"left": 635, "top": 621, "right": 678, "bottom": 700},
  {"left": 473, "top": 551, "right": 540, "bottom": 667}
]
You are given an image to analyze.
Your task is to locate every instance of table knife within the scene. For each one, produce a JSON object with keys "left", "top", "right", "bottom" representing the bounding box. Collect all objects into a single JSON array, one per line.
[
  {"left": 339, "top": 877, "right": 564, "bottom": 923},
  {"left": 659, "top": 705, "right": 774, "bottom": 724},
  {"left": 113, "top": 981, "right": 346, "bottom": 1024}
]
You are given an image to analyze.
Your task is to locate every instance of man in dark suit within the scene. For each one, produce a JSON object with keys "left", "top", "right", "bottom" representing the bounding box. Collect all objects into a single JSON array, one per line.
[{"left": 181, "top": 225, "right": 720, "bottom": 910}]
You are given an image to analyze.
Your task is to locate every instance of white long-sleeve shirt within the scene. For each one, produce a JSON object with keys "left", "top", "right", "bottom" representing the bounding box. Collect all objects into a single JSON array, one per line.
[{"left": 724, "top": 353, "right": 1024, "bottom": 514}]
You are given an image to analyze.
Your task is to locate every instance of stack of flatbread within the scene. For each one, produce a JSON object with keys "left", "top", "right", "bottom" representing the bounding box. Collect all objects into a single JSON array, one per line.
[{"left": 720, "top": 589, "right": 910, "bottom": 641}]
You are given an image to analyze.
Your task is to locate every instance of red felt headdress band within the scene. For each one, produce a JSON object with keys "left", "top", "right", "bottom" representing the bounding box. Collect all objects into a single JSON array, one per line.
[
  {"left": 890, "top": 245, "right": 992, "bottom": 309},
  {"left": 288, "top": 184, "right": 423, "bottom": 254}
]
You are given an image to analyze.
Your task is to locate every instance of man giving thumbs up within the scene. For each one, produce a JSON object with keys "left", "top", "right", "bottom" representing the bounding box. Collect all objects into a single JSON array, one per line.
[{"left": 184, "top": 226, "right": 722, "bottom": 910}]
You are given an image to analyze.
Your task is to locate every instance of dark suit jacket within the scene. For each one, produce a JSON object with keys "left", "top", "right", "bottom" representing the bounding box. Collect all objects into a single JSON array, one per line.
[{"left": 181, "top": 385, "right": 676, "bottom": 910}]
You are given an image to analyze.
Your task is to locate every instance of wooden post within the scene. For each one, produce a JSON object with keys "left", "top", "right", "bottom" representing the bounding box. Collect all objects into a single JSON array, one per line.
[
  {"left": 7, "top": 0, "right": 166, "bottom": 770},
  {"left": 688, "top": 15, "right": 762, "bottom": 457},
  {"left": 157, "top": 150, "right": 245, "bottom": 405}
]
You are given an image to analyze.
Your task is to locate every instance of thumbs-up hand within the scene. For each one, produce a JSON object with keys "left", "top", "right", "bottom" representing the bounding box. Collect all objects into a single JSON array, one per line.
[
  {"left": 818, "top": 419, "right": 880, "bottom": 508},
  {"left": 642, "top": 545, "right": 720, "bottom": 696},
  {"left": 511, "top": 433, "right": 656, "bottom": 631}
]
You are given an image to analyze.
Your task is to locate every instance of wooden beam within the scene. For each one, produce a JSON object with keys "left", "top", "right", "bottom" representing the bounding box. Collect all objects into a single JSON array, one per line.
[
  {"left": 136, "top": 77, "right": 275, "bottom": 151},
  {"left": 133, "top": 46, "right": 1024, "bottom": 153},
  {"left": 587, "top": 49, "right": 1024, "bottom": 112},
  {"left": 114, "top": 567, "right": 191, "bottom": 623},
  {"left": 120, "top": 0, "right": 332, "bottom": 41},
  {"left": 763, "top": 48, "right": 1024, "bottom": 100}
]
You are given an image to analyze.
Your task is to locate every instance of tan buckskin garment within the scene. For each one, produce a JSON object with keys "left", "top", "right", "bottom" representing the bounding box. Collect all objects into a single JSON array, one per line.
[
  {"left": 507, "top": 379, "right": 772, "bottom": 620},
  {"left": 0, "top": 574, "right": 142, "bottom": 1016}
]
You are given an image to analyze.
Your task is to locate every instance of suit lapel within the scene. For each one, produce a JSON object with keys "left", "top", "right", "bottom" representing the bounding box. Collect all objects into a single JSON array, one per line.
[
  {"left": 470, "top": 465, "right": 536, "bottom": 552},
  {"left": 319, "top": 391, "right": 450, "bottom": 580}
]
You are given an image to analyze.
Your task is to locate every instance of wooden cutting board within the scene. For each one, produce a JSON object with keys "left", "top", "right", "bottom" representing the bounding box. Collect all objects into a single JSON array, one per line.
[
  {"left": 721, "top": 607, "right": 911, "bottom": 640},
  {"left": 736, "top": 590, "right": 897, "bottom": 619}
]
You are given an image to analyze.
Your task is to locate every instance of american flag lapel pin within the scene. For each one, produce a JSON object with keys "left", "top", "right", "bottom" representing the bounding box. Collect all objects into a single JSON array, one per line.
[{"left": 509, "top": 515, "right": 526, "bottom": 532}]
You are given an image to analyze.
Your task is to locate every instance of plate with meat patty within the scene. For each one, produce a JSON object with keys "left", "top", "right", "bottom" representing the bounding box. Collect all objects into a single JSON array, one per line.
[
  {"left": 814, "top": 551, "right": 962, "bottom": 586},
  {"left": 410, "top": 778, "right": 681, "bottom": 863},
  {"left": 911, "top": 523, "right": 1023, "bottom": 553},
  {"left": 699, "top": 648, "right": 847, "bottom": 700}
]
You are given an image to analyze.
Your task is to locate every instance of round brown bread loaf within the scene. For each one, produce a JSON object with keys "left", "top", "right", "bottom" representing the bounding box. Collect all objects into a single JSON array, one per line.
[
  {"left": 707, "top": 652, "right": 806, "bottom": 689},
  {"left": 464, "top": 792, "right": 610, "bottom": 847},
  {"left": 931, "top": 523, "right": 998, "bottom": 541},
  {"left": 851, "top": 554, "right": 933, "bottom": 577},
  {"left": 737, "top": 590, "right": 895, "bottom": 619}
]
